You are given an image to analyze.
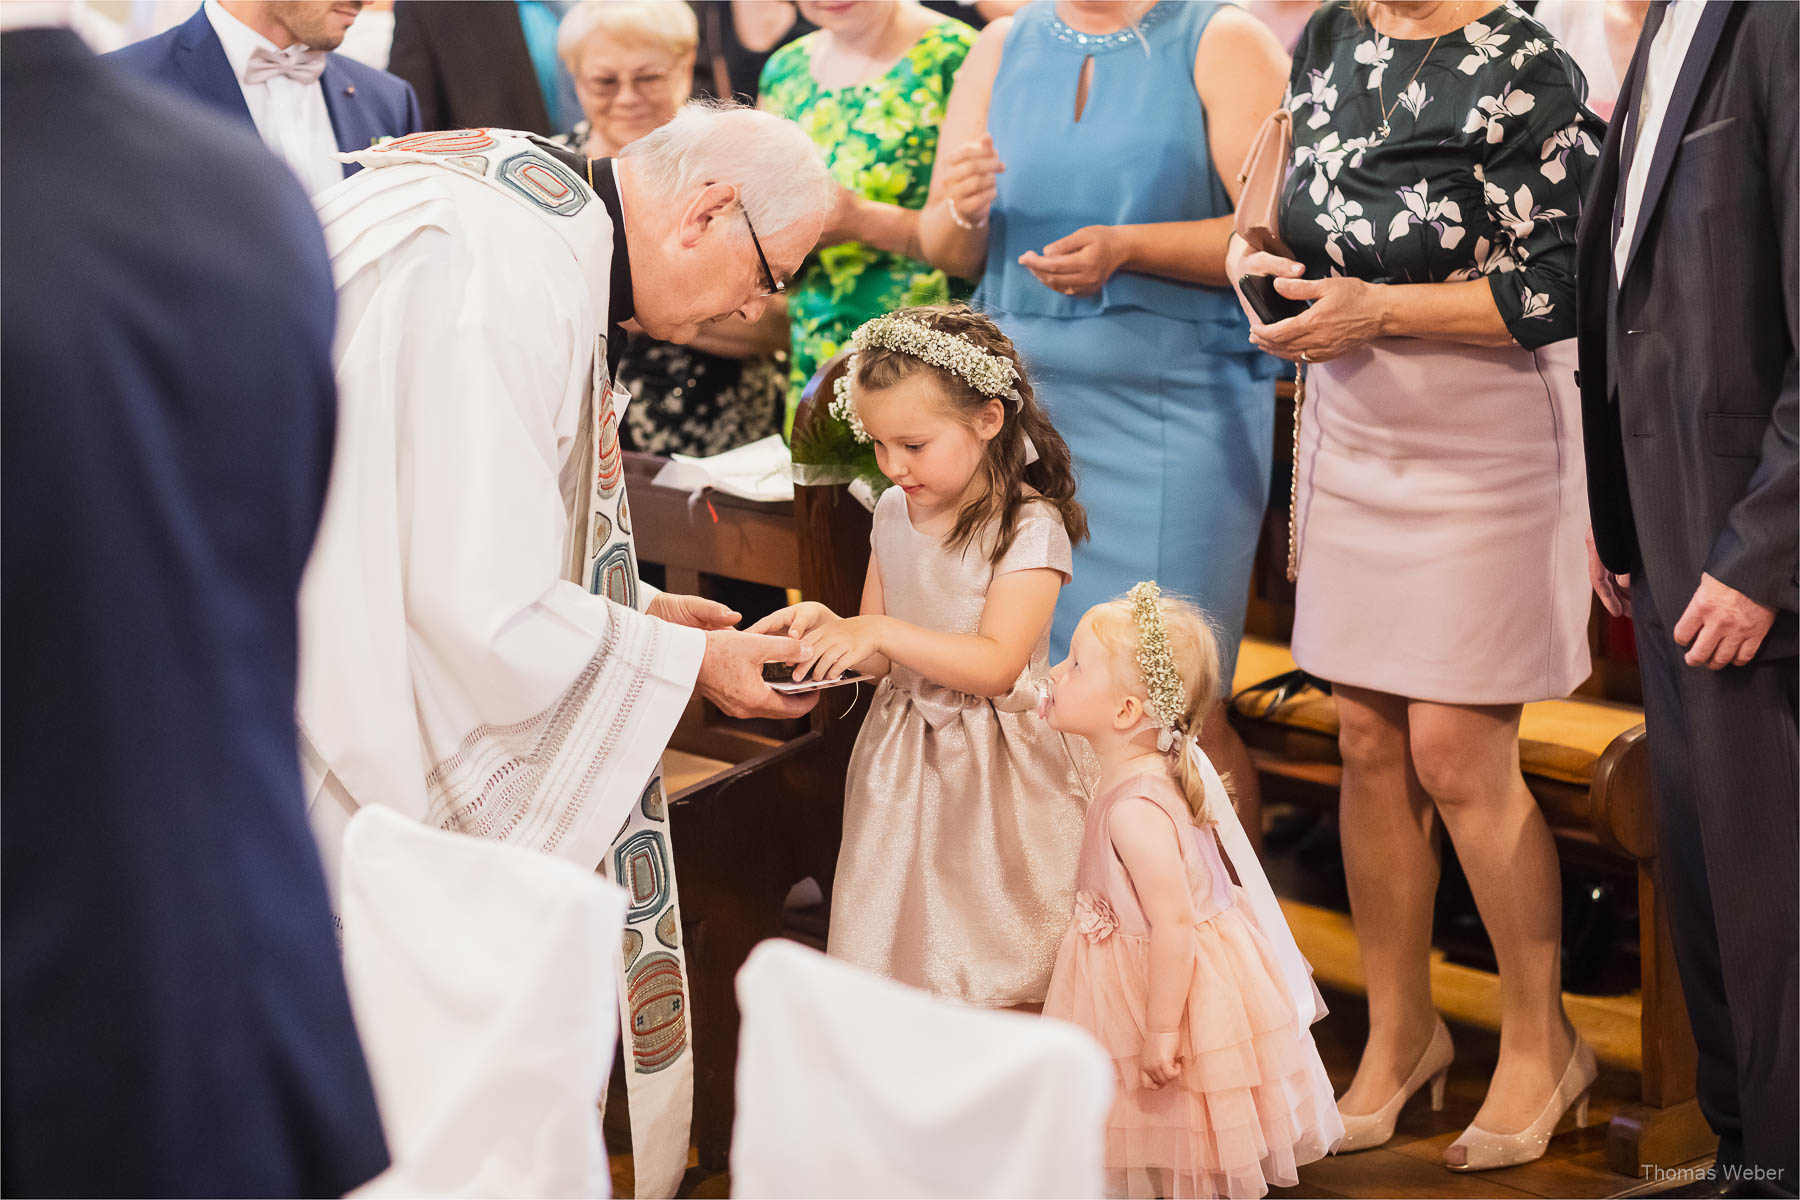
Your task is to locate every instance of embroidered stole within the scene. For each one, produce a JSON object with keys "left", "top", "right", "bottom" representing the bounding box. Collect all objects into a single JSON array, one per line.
[{"left": 577, "top": 346, "right": 695, "bottom": 1200}]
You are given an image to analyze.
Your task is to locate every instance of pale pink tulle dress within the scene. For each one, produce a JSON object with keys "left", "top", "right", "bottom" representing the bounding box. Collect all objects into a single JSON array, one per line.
[{"left": 1044, "top": 773, "right": 1342, "bottom": 1199}]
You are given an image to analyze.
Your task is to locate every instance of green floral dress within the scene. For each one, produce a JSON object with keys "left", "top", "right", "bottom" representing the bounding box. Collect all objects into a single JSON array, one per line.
[{"left": 760, "top": 20, "right": 976, "bottom": 435}]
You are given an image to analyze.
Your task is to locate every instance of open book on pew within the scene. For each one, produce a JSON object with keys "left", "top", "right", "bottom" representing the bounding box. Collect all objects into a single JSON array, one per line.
[{"left": 650, "top": 434, "right": 794, "bottom": 503}]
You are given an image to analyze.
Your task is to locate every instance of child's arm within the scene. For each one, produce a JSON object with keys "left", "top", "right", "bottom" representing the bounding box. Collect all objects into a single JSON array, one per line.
[
  {"left": 745, "top": 557, "right": 880, "bottom": 645},
  {"left": 853, "top": 554, "right": 893, "bottom": 678},
  {"left": 745, "top": 558, "right": 894, "bottom": 680},
  {"left": 798, "top": 566, "right": 1061, "bottom": 697},
  {"left": 1110, "top": 799, "right": 1200, "bottom": 1090}
]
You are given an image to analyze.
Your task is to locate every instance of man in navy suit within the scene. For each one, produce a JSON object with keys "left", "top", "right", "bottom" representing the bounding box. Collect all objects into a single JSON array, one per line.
[
  {"left": 1576, "top": 2, "right": 1796, "bottom": 1194},
  {"left": 3, "top": 16, "right": 387, "bottom": 1197},
  {"left": 109, "top": 1, "right": 420, "bottom": 195}
]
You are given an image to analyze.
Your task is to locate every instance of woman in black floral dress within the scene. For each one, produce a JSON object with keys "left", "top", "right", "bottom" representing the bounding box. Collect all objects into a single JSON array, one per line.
[{"left": 1226, "top": 0, "right": 1605, "bottom": 1173}]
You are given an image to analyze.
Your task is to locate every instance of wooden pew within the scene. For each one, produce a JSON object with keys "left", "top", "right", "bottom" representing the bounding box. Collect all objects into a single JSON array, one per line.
[
  {"left": 1229, "top": 385, "right": 1714, "bottom": 1173},
  {"left": 624, "top": 440, "right": 872, "bottom": 1170}
]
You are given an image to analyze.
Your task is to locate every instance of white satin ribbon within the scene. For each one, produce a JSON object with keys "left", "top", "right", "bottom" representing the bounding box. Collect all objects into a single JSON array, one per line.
[
  {"left": 1189, "top": 741, "right": 1320, "bottom": 1030},
  {"left": 1130, "top": 715, "right": 1319, "bottom": 1032}
]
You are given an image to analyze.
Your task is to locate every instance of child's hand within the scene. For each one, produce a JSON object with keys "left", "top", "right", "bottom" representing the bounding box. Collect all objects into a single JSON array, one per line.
[
  {"left": 746, "top": 601, "right": 839, "bottom": 639},
  {"left": 800, "top": 615, "right": 886, "bottom": 681},
  {"left": 1138, "top": 1030, "right": 1183, "bottom": 1090}
]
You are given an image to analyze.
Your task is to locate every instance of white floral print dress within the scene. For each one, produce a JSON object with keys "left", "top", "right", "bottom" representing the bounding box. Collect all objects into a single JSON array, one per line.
[
  {"left": 1281, "top": 0, "right": 1601, "bottom": 343},
  {"left": 1273, "top": 0, "right": 1604, "bottom": 705}
]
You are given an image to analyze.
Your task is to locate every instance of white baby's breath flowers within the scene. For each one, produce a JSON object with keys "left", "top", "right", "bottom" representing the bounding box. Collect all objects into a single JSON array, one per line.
[
  {"left": 829, "top": 356, "right": 870, "bottom": 442},
  {"left": 828, "top": 314, "right": 1021, "bottom": 444},
  {"left": 1130, "top": 581, "right": 1187, "bottom": 733}
]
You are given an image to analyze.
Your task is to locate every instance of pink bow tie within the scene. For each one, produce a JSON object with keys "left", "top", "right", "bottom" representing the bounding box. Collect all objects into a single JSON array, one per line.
[{"left": 243, "top": 44, "right": 326, "bottom": 85}]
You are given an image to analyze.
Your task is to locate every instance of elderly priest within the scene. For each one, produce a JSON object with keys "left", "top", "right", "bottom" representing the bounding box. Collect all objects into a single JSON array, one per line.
[{"left": 297, "top": 105, "right": 832, "bottom": 1198}]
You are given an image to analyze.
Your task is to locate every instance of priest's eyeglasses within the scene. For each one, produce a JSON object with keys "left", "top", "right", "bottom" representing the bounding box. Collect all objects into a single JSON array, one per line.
[{"left": 743, "top": 207, "right": 784, "bottom": 298}]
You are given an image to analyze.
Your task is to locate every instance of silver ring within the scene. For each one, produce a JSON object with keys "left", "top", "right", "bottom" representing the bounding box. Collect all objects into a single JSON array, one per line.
[{"left": 1301, "top": 351, "right": 1312, "bottom": 362}]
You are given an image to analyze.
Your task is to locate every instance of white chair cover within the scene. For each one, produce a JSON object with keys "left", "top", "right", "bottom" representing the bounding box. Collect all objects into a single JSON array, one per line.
[
  {"left": 339, "top": 806, "right": 627, "bottom": 1198},
  {"left": 731, "top": 940, "right": 1114, "bottom": 1199}
]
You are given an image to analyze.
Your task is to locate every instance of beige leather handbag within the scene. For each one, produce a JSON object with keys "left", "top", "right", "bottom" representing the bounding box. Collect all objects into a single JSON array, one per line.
[
  {"left": 1234, "top": 108, "right": 1307, "bottom": 583},
  {"left": 1234, "top": 108, "right": 1295, "bottom": 258}
]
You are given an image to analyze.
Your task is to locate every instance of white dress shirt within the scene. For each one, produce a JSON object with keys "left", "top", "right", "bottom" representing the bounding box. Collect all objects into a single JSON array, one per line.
[
  {"left": 1614, "top": 0, "right": 1706, "bottom": 282},
  {"left": 204, "top": 0, "right": 342, "bottom": 196}
]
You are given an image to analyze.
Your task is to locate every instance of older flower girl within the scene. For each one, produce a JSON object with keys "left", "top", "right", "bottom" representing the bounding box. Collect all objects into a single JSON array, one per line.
[{"left": 754, "top": 304, "right": 1092, "bottom": 1007}]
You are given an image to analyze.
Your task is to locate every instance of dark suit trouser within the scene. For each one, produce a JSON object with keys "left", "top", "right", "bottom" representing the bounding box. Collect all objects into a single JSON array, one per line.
[{"left": 1631, "top": 565, "right": 1799, "bottom": 1196}]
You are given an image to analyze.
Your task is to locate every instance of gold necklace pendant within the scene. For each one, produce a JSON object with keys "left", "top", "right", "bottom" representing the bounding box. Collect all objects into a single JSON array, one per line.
[{"left": 1374, "top": 27, "right": 1447, "bottom": 141}]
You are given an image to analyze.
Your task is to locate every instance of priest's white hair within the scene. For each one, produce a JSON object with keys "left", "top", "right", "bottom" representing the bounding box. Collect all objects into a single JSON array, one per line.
[{"left": 621, "top": 100, "right": 833, "bottom": 237}]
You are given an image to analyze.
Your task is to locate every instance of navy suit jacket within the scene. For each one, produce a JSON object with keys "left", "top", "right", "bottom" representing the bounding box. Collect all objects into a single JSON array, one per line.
[
  {"left": 107, "top": 6, "right": 420, "bottom": 178},
  {"left": 1574, "top": 0, "right": 1797, "bottom": 653},
  {"left": 2, "top": 27, "right": 386, "bottom": 1197}
]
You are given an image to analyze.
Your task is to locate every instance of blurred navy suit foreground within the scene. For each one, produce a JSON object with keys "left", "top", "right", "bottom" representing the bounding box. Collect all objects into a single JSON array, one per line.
[{"left": 1, "top": 27, "right": 387, "bottom": 1198}]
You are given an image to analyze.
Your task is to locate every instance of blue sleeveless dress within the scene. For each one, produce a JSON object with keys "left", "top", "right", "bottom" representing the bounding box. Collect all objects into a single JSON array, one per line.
[{"left": 977, "top": 0, "right": 1279, "bottom": 680}]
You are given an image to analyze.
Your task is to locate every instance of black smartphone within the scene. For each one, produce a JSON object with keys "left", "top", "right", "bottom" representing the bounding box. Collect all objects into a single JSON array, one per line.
[
  {"left": 1239, "top": 273, "right": 1310, "bottom": 324},
  {"left": 761, "top": 660, "right": 869, "bottom": 693}
]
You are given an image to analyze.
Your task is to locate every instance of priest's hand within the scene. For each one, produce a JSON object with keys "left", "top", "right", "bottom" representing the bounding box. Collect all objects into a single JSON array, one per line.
[
  {"left": 648, "top": 592, "right": 741, "bottom": 630},
  {"left": 697, "top": 631, "right": 819, "bottom": 719}
]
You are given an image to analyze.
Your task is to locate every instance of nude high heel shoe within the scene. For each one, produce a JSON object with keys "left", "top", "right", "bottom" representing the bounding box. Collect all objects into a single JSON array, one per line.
[
  {"left": 1444, "top": 1038, "right": 1599, "bottom": 1171},
  {"left": 1333, "top": 1017, "right": 1455, "bottom": 1153}
]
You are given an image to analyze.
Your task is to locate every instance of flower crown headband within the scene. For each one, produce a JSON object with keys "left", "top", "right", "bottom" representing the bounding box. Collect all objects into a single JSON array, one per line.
[
  {"left": 1129, "top": 581, "right": 1190, "bottom": 754},
  {"left": 829, "top": 314, "right": 1023, "bottom": 444}
]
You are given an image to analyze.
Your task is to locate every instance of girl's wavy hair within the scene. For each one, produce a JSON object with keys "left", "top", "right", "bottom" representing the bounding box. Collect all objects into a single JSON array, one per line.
[{"left": 851, "top": 304, "right": 1088, "bottom": 564}]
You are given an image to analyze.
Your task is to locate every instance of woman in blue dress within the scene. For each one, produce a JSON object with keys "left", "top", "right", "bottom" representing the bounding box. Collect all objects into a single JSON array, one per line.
[{"left": 920, "top": 0, "right": 1290, "bottom": 812}]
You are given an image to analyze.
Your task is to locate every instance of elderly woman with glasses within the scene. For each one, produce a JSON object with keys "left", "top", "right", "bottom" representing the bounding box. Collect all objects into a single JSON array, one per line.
[{"left": 555, "top": 0, "right": 790, "bottom": 458}]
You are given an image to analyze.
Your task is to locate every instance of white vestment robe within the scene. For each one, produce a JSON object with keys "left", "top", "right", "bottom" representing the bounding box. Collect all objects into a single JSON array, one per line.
[{"left": 298, "top": 129, "right": 699, "bottom": 1199}]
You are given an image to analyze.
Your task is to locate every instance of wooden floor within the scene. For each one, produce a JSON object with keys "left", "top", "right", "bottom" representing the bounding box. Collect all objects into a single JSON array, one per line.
[{"left": 609, "top": 964, "right": 1711, "bottom": 1200}]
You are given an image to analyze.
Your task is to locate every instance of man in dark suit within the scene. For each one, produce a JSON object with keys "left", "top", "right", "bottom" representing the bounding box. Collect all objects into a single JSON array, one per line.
[
  {"left": 2, "top": 19, "right": 387, "bottom": 1197},
  {"left": 108, "top": 1, "right": 420, "bottom": 195},
  {"left": 1575, "top": 2, "right": 1797, "bottom": 1194},
  {"left": 388, "top": 0, "right": 576, "bottom": 136}
]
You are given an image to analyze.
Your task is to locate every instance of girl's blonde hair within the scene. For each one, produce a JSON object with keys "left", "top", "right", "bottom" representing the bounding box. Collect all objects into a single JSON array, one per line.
[
  {"left": 851, "top": 304, "right": 1088, "bottom": 564},
  {"left": 1085, "top": 590, "right": 1226, "bottom": 826}
]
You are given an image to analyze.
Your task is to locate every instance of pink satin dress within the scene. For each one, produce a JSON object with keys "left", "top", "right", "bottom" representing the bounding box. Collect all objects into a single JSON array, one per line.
[{"left": 827, "top": 487, "right": 1091, "bottom": 1006}]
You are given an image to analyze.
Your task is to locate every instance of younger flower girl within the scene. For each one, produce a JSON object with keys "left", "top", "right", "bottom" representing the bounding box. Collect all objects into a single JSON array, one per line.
[{"left": 1041, "top": 583, "right": 1343, "bottom": 1199}]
